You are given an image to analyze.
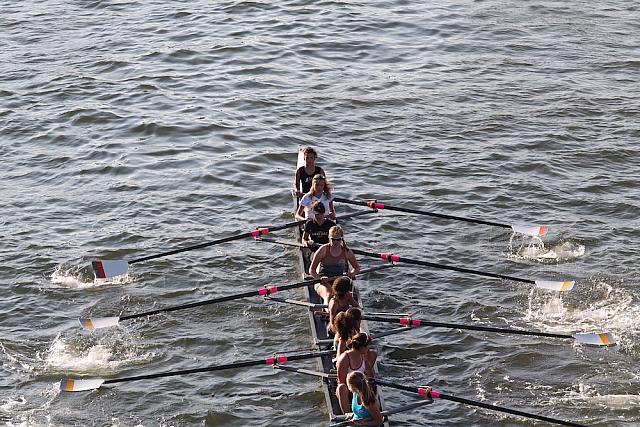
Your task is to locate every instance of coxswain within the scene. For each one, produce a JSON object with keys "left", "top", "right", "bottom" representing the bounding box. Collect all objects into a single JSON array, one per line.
[{"left": 294, "top": 146, "right": 326, "bottom": 197}]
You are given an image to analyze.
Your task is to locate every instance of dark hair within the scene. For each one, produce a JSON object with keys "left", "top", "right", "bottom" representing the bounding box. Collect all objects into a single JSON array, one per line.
[
  {"left": 332, "top": 276, "right": 352, "bottom": 299},
  {"left": 346, "top": 307, "right": 362, "bottom": 323},
  {"left": 346, "top": 332, "right": 371, "bottom": 350},
  {"left": 303, "top": 146, "right": 318, "bottom": 157},
  {"left": 334, "top": 312, "right": 357, "bottom": 342},
  {"left": 311, "top": 200, "right": 325, "bottom": 214}
]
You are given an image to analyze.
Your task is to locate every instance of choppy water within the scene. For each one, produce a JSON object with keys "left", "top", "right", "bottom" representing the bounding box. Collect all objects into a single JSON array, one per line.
[{"left": 2, "top": 1, "right": 639, "bottom": 426}]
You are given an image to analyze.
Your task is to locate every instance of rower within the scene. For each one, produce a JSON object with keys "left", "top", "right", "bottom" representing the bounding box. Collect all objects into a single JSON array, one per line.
[
  {"left": 309, "top": 225, "right": 360, "bottom": 305},
  {"left": 333, "top": 308, "right": 359, "bottom": 358},
  {"left": 345, "top": 371, "right": 384, "bottom": 426},
  {"left": 295, "top": 174, "right": 336, "bottom": 221},
  {"left": 328, "top": 277, "right": 360, "bottom": 336},
  {"left": 336, "top": 333, "right": 377, "bottom": 415},
  {"left": 302, "top": 200, "right": 336, "bottom": 248},
  {"left": 294, "top": 146, "right": 326, "bottom": 197}
]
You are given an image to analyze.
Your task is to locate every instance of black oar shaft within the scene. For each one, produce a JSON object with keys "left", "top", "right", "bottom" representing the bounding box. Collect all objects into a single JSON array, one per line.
[
  {"left": 103, "top": 350, "right": 332, "bottom": 385},
  {"left": 351, "top": 249, "right": 535, "bottom": 284},
  {"left": 333, "top": 197, "right": 509, "bottom": 229},
  {"left": 375, "top": 379, "right": 585, "bottom": 427},
  {"left": 363, "top": 316, "right": 573, "bottom": 339},
  {"left": 130, "top": 219, "right": 305, "bottom": 264},
  {"left": 119, "top": 266, "right": 388, "bottom": 322},
  {"left": 120, "top": 278, "right": 319, "bottom": 321}
]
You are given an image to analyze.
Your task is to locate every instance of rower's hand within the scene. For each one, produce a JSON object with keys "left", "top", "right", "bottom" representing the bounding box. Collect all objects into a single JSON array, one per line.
[
  {"left": 321, "top": 276, "right": 330, "bottom": 286},
  {"left": 346, "top": 271, "right": 356, "bottom": 279}
]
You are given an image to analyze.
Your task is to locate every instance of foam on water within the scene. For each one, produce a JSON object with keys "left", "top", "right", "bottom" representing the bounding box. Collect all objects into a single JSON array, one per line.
[
  {"left": 551, "top": 383, "right": 640, "bottom": 408},
  {"left": 50, "top": 265, "right": 132, "bottom": 289},
  {"left": 42, "top": 333, "right": 155, "bottom": 372},
  {"left": 524, "top": 280, "right": 640, "bottom": 354},
  {"left": 506, "top": 237, "right": 586, "bottom": 263}
]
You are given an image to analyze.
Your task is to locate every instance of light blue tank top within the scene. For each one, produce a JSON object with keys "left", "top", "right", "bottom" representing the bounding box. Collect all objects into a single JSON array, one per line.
[{"left": 351, "top": 393, "right": 380, "bottom": 427}]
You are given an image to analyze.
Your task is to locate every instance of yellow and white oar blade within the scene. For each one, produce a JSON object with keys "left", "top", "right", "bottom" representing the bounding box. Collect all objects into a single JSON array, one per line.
[
  {"left": 91, "top": 260, "right": 129, "bottom": 279},
  {"left": 78, "top": 317, "right": 120, "bottom": 331},
  {"left": 534, "top": 280, "right": 574, "bottom": 292},
  {"left": 59, "top": 378, "right": 105, "bottom": 392},
  {"left": 511, "top": 224, "right": 548, "bottom": 237},
  {"left": 574, "top": 332, "right": 616, "bottom": 346}
]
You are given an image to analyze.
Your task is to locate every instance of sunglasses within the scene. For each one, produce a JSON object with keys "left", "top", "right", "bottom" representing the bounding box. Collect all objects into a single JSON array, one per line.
[{"left": 330, "top": 237, "right": 343, "bottom": 241}]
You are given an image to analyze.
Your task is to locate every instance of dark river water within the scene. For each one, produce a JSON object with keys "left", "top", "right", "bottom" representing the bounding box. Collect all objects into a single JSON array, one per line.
[{"left": 2, "top": 1, "right": 639, "bottom": 426}]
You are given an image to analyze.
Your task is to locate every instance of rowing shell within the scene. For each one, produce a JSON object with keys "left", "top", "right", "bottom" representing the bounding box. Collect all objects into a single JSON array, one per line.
[{"left": 293, "top": 147, "right": 389, "bottom": 425}]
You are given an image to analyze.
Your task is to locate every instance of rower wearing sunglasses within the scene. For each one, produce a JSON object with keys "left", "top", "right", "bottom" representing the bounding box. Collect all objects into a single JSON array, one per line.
[{"left": 309, "top": 225, "right": 360, "bottom": 305}]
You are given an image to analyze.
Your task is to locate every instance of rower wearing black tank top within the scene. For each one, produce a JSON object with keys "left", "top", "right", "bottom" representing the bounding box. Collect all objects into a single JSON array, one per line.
[{"left": 294, "top": 146, "right": 326, "bottom": 197}]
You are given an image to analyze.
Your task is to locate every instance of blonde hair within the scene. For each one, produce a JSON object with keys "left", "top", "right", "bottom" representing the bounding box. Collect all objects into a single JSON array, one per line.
[{"left": 347, "top": 371, "right": 376, "bottom": 406}]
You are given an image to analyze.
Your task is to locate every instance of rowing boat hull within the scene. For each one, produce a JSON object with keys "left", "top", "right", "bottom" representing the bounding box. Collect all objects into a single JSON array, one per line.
[{"left": 293, "top": 148, "right": 389, "bottom": 425}]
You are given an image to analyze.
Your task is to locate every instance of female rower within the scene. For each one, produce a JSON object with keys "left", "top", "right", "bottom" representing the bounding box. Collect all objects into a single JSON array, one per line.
[
  {"left": 344, "top": 371, "right": 383, "bottom": 426},
  {"left": 328, "top": 277, "right": 360, "bottom": 335},
  {"left": 336, "top": 333, "right": 377, "bottom": 414},
  {"left": 294, "top": 146, "right": 326, "bottom": 197},
  {"left": 302, "top": 200, "right": 336, "bottom": 247},
  {"left": 333, "top": 309, "right": 358, "bottom": 358},
  {"left": 295, "top": 174, "right": 335, "bottom": 221},
  {"left": 309, "top": 225, "right": 360, "bottom": 304}
]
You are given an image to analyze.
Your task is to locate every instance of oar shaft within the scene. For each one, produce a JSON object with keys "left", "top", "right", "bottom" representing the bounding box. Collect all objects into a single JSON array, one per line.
[
  {"left": 104, "top": 350, "right": 332, "bottom": 385},
  {"left": 120, "top": 266, "right": 389, "bottom": 322},
  {"left": 120, "top": 278, "right": 319, "bottom": 321},
  {"left": 351, "top": 249, "right": 535, "bottom": 284},
  {"left": 375, "top": 379, "right": 585, "bottom": 427},
  {"left": 130, "top": 219, "right": 306, "bottom": 264},
  {"left": 333, "top": 197, "right": 509, "bottom": 229},
  {"left": 363, "top": 316, "right": 573, "bottom": 339}
]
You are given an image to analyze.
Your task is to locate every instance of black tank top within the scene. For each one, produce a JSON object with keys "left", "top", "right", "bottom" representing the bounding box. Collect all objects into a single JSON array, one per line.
[{"left": 297, "top": 166, "right": 322, "bottom": 194}]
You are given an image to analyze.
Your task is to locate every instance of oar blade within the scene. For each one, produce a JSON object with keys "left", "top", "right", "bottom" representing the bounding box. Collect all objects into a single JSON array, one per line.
[
  {"left": 78, "top": 317, "right": 120, "bottom": 331},
  {"left": 92, "top": 260, "right": 129, "bottom": 279},
  {"left": 534, "top": 280, "right": 574, "bottom": 292},
  {"left": 574, "top": 332, "right": 616, "bottom": 346},
  {"left": 59, "top": 378, "right": 105, "bottom": 392},
  {"left": 511, "top": 224, "right": 548, "bottom": 237}
]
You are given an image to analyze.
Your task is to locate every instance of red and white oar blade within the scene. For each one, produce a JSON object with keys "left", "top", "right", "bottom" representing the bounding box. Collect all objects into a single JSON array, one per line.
[
  {"left": 511, "top": 224, "right": 548, "bottom": 237},
  {"left": 79, "top": 317, "right": 120, "bottom": 331},
  {"left": 59, "top": 378, "right": 105, "bottom": 392},
  {"left": 91, "top": 260, "right": 129, "bottom": 279},
  {"left": 534, "top": 280, "right": 574, "bottom": 292},
  {"left": 574, "top": 332, "right": 616, "bottom": 346}
]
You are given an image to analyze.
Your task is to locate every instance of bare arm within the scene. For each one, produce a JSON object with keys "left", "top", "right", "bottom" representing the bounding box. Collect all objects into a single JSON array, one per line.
[
  {"left": 346, "top": 249, "right": 360, "bottom": 277},
  {"left": 294, "top": 168, "right": 302, "bottom": 197},
  {"left": 309, "top": 245, "right": 326, "bottom": 280},
  {"left": 328, "top": 199, "right": 336, "bottom": 220},
  {"left": 295, "top": 203, "right": 307, "bottom": 221}
]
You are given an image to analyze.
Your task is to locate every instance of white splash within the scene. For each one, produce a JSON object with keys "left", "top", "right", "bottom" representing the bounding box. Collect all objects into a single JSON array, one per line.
[
  {"left": 44, "top": 336, "right": 117, "bottom": 370},
  {"left": 50, "top": 265, "right": 132, "bottom": 288},
  {"left": 43, "top": 334, "right": 155, "bottom": 373},
  {"left": 507, "top": 237, "right": 585, "bottom": 263},
  {"left": 552, "top": 383, "right": 640, "bottom": 408}
]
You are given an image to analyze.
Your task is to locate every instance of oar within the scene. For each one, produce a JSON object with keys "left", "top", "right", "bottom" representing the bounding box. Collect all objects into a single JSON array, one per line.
[
  {"left": 363, "top": 315, "right": 616, "bottom": 346},
  {"left": 351, "top": 249, "right": 575, "bottom": 292},
  {"left": 91, "top": 210, "right": 376, "bottom": 279},
  {"left": 79, "top": 266, "right": 392, "bottom": 331},
  {"left": 374, "top": 379, "right": 586, "bottom": 427},
  {"left": 59, "top": 349, "right": 332, "bottom": 392},
  {"left": 333, "top": 197, "right": 548, "bottom": 237}
]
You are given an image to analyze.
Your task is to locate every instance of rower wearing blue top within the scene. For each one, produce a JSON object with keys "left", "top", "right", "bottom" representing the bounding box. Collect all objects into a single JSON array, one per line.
[{"left": 345, "top": 371, "right": 383, "bottom": 426}]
